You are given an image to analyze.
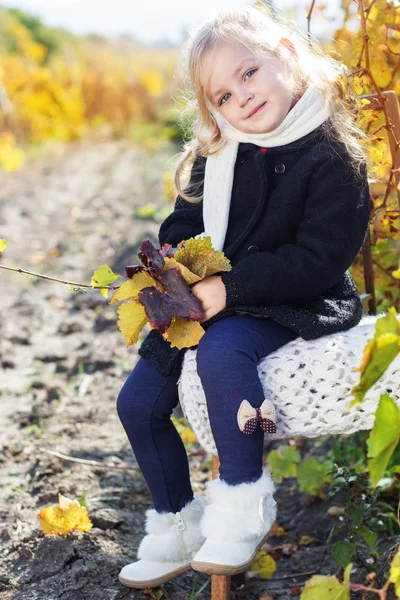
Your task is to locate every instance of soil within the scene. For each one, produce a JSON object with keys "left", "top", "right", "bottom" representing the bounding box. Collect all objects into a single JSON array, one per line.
[{"left": 0, "top": 136, "right": 397, "bottom": 600}]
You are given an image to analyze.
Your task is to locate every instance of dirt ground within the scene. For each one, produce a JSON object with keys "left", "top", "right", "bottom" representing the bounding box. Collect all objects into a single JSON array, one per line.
[{"left": 0, "top": 136, "right": 396, "bottom": 600}]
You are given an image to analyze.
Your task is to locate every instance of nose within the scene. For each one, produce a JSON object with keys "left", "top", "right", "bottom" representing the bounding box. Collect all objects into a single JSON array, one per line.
[{"left": 238, "top": 88, "right": 253, "bottom": 108}]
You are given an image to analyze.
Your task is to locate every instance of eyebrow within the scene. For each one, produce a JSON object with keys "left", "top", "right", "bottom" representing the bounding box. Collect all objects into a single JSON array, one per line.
[{"left": 210, "top": 58, "right": 253, "bottom": 103}]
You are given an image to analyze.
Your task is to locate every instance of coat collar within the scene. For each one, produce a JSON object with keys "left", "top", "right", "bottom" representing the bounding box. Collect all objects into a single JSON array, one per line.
[{"left": 237, "top": 121, "right": 329, "bottom": 155}]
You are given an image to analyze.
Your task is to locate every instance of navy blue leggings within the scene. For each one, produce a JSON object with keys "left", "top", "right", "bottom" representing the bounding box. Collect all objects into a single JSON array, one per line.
[{"left": 116, "top": 315, "right": 297, "bottom": 513}]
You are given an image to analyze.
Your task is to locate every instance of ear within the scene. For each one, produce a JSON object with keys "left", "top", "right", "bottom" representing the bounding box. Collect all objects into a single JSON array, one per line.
[{"left": 279, "top": 37, "right": 297, "bottom": 57}]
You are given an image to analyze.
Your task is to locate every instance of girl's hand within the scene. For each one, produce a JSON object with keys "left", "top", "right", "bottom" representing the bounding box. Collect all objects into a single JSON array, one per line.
[{"left": 191, "top": 275, "right": 227, "bottom": 323}]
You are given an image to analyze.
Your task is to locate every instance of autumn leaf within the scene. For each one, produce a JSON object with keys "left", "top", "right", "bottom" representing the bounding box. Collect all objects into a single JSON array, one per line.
[
  {"left": 162, "top": 316, "right": 205, "bottom": 349},
  {"left": 389, "top": 550, "right": 400, "bottom": 597},
  {"left": 174, "top": 236, "right": 232, "bottom": 278},
  {"left": 171, "top": 416, "right": 198, "bottom": 444},
  {"left": 299, "top": 536, "right": 314, "bottom": 546},
  {"left": 162, "top": 256, "right": 202, "bottom": 285},
  {"left": 38, "top": 493, "right": 93, "bottom": 536},
  {"left": 117, "top": 301, "right": 148, "bottom": 346},
  {"left": 0, "top": 239, "right": 7, "bottom": 252},
  {"left": 110, "top": 272, "right": 163, "bottom": 304},
  {"left": 139, "top": 268, "right": 204, "bottom": 333},
  {"left": 250, "top": 550, "right": 277, "bottom": 579}
]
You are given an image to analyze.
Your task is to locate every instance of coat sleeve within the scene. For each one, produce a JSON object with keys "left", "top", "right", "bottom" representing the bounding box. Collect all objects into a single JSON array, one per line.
[
  {"left": 158, "top": 156, "right": 206, "bottom": 248},
  {"left": 219, "top": 155, "right": 371, "bottom": 307}
]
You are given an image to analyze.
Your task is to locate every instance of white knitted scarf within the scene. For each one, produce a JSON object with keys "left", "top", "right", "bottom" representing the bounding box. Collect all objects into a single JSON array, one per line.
[{"left": 196, "top": 86, "right": 331, "bottom": 251}]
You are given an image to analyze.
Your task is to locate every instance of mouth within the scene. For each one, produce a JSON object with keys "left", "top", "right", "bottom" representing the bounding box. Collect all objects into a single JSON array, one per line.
[{"left": 247, "top": 102, "right": 266, "bottom": 119}]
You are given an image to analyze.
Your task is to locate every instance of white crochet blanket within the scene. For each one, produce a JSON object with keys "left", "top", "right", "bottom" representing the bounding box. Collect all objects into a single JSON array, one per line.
[{"left": 177, "top": 315, "right": 400, "bottom": 455}]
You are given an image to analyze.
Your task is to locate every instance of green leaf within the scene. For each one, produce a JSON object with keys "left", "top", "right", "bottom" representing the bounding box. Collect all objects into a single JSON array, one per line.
[
  {"left": 90, "top": 264, "right": 121, "bottom": 299},
  {"left": 343, "top": 563, "right": 353, "bottom": 585},
  {"left": 300, "top": 574, "right": 350, "bottom": 599},
  {"left": 354, "top": 525, "right": 377, "bottom": 548},
  {"left": 77, "top": 488, "right": 92, "bottom": 510},
  {"left": 0, "top": 239, "right": 8, "bottom": 252},
  {"left": 332, "top": 541, "right": 357, "bottom": 568},
  {"left": 351, "top": 308, "right": 400, "bottom": 405},
  {"left": 346, "top": 504, "right": 363, "bottom": 527},
  {"left": 367, "top": 393, "right": 400, "bottom": 487},
  {"left": 267, "top": 446, "right": 300, "bottom": 483},
  {"left": 297, "top": 458, "right": 333, "bottom": 496}
]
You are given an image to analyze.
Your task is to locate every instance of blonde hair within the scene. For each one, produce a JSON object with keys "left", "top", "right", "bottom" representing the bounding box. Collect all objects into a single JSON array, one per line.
[{"left": 172, "top": 4, "right": 370, "bottom": 204}]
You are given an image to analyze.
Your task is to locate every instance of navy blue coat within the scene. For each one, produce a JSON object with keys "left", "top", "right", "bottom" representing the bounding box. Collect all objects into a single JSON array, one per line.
[{"left": 138, "top": 123, "right": 371, "bottom": 376}]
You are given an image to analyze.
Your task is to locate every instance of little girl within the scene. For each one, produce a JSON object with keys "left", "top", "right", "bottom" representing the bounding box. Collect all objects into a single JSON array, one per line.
[{"left": 116, "top": 5, "right": 371, "bottom": 589}]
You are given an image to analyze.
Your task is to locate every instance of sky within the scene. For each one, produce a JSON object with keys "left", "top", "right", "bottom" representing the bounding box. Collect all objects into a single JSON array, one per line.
[{"left": 0, "top": 0, "right": 343, "bottom": 45}]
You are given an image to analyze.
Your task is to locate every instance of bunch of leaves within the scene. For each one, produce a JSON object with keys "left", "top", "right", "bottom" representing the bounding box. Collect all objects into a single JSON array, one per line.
[
  {"left": 107, "top": 236, "right": 231, "bottom": 350},
  {"left": 268, "top": 444, "right": 334, "bottom": 498},
  {"left": 37, "top": 493, "right": 93, "bottom": 536}
]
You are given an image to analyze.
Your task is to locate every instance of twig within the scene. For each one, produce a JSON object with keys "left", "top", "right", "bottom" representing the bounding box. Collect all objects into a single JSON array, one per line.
[
  {"left": 372, "top": 258, "right": 399, "bottom": 281},
  {"left": 270, "top": 569, "right": 318, "bottom": 580},
  {"left": 306, "top": 0, "right": 317, "bottom": 40},
  {"left": 38, "top": 447, "right": 136, "bottom": 472},
  {"left": 0, "top": 264, "right": 124, "bottom": 290}
]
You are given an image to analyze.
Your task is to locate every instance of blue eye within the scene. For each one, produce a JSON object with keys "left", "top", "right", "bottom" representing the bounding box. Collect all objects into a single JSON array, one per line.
[
  {"left": 245, "top": 68, "right": 257, "bottom": 80},
  {"left": 218, "top": 68, "right": 257, "bottom": 106},
  {"left": 219, "top": 93, "right": 231, "bottom": 106}
]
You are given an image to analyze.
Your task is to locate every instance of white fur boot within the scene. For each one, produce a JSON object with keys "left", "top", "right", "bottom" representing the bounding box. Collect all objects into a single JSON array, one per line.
[
  {"left": 119, "top": 495, "right": 206, "bottom": 588},
  {"left": 191, "top": 467, "right": 277, "bottom": 576}
]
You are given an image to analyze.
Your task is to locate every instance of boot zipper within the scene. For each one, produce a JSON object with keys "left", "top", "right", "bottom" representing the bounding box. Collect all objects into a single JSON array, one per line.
[
  {"left": 174, "top": 513, "right": 189, "bottom": 558},
  {"left": 175, "top": 513, "right": 186, "bottom": 531}
]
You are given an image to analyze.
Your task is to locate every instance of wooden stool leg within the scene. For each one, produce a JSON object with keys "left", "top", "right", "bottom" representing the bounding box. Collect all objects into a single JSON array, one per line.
[
  {"left": 211, "top": 455, "right": 231, "bottom": 600},
  {"left": 212, "top": 575, "right": 231, "bottom": 600}
]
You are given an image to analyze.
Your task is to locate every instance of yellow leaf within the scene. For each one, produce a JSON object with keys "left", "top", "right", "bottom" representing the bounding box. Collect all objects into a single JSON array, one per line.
[
  {"left": 117, "top": 301, "right": 148, "bottom": 346},
  {"left": 389, "top": 550, "right": 400, "bottom": 597},
  {"left": 38, "top": 493, "right": 93, "bottom": 536},
  {"left": 163, "top": 256, "right": 202, "bottom": 285},
  {"left": 174, "top": 236, "right": 232, "bottom": 279},
  {"left": 162, "top": 316, "right": 205, "bottom": 349},
  {"left": 392, "top": 269, "right": 400, "bottom": 279},
  {"left": 352, "top": 76, "right": 364, "bottom": 95},
  {"left": 180, "top": 426, "right": 197, "bottom": 444},
  {"left": 250, "top": 550, "right": 277, "bottom": 579},
  {"left": 299, "top": 535, "right": 314, "bottom": 545},
  {"left": 110, "top": 272, "right": 163, "bottom": 304},
  {"left": 0, "top": 239, "right": 8, "bottom": 252}
]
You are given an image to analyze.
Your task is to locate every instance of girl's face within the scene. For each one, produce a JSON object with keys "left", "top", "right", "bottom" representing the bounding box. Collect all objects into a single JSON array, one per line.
[{"left": 201, "top": 40, "right": 301, "bottom": 134}]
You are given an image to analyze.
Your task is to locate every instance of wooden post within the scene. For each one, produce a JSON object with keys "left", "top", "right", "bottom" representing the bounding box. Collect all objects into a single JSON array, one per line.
[{"left": 211, "top": 454, "right": 231, "bottom": 600}]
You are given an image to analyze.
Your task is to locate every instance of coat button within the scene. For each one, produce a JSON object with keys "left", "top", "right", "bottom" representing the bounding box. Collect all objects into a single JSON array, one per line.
[
  {"left": 274, "top": 163, "right": 286, "bottom": 174},
  {"left": 247, "top": 245, "right": 259, "bottom": 255}
]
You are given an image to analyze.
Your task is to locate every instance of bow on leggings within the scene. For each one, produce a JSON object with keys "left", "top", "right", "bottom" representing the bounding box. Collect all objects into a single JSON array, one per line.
[{"left": 237, "top": 398, "right": 277, "bottom": 434}]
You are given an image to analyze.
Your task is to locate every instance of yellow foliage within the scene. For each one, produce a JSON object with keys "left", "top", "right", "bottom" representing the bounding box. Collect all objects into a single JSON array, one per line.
[
  {"left": 389, "top": 550, "right": 400, "bottom": 597},
  {"left": 250, "top": 550, "right": 277, "bottom": 579},
  {"left": 162, "top": 256, "right": 202, "bottom": 285},
  {"left": 162, "top": 316, "right": 205, "bottom": 349},
  {"left": 38, "top": 494, "right": 93, "bottom": 536},
  {"left": 117, "top": 301, "right": 148, "bottom": 346},
  {"left": 174, "top": 236, "right": 232, "bottom": 279},
  {"left": 110, "top": 272, "right": 163, "bottom": 304}
]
